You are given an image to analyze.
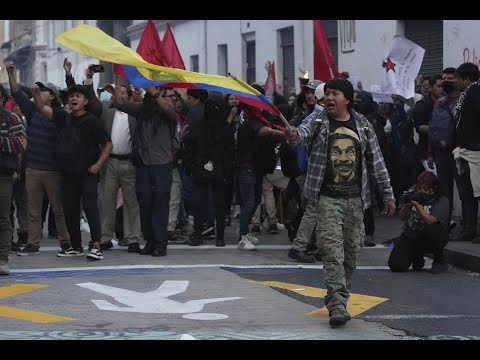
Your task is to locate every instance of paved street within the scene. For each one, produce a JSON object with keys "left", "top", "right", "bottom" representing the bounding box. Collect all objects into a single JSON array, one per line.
[{"left": 1, "top": 215, "right": 480, "bottom": 340}]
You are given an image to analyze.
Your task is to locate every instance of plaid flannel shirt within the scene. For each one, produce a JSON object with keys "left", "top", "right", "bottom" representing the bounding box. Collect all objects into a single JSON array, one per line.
[
  {"left": 290, "top": 107, "right": 394, "bottom": 210},
  {"left": 0, "top": 110, "right": 27, "bottom": 156}
]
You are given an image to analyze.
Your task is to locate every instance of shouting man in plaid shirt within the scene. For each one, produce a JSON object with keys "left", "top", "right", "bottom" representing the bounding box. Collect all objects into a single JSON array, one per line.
[{"left": 286, "top": 78, "right": 396, "bottom": 327}]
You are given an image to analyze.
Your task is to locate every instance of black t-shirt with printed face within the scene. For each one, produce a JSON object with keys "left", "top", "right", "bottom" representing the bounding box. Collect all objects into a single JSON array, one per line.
[{"left": 320, "top": 117, "right": 362, "bottom": 198}]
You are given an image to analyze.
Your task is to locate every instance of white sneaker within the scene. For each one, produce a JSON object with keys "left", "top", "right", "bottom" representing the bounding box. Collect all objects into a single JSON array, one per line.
[
  {"left": 238, "top": 236, "right": 257, "bottom": 251},
  {"left": 0, "top": 261, "right": 10, "bottom": 275},
  {"left": 276, "top": 223, "right": 285, "bottom": 231},
  {"left": 246, "top": 233, "right": 259, "bottom": 244}
]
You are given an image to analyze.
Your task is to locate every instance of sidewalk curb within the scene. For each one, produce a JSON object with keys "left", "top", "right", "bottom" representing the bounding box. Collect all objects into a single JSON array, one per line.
[{"left": 444, "top": 248, "right": 480, "bottom": 274}]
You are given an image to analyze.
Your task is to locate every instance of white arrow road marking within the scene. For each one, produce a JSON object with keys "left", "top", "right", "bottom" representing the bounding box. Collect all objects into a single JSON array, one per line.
[{"left": 77, "top": 281, "right": 242, "bottom": 315}]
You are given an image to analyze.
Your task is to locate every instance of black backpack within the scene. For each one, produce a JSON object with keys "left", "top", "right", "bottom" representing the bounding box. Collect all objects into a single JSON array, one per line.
[
  {"left": 55, "top": 116, "right": 88, "bottom": 173},
  {"left": 279, "top": 142, "right": 300, "bottom": 178}
]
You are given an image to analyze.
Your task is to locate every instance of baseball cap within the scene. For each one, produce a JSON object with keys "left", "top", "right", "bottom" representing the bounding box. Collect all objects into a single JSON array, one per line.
[
  {"left": 303, "top": 79, "right": 322, "bottom": 91},
  {"left": 98, "top": 83, "right": 115, "bottom": 92},
  {"left": 35, "top": 82, "right": 59, "bottom": 97},
  {"left": 315, "top": 83, "right": 325, "bottom": 100}
]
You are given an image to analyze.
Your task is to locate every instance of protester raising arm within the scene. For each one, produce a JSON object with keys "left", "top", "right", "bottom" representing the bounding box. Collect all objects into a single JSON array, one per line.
[
  {"left": 6, "top": 62, "right": 35, "bottom": 124},
  {"left": 64, "top": 57, "right": 76, "bottom": 88},
  {"left": 32, "top": 84, "right": 53, "bottom": 120}
]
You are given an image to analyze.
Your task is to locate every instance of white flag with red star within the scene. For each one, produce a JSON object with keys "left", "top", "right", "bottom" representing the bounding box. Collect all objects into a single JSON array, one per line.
[{"left": 381, "top": 35, "right": 425, "bottom": 100}]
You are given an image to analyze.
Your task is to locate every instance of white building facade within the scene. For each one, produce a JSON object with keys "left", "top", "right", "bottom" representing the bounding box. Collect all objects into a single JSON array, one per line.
[
  {"left": 2, "top": 19, "right": 479, "bottom": 216},
  {"left": 3, "top": 20, "right": 480, "bottom": 96}
]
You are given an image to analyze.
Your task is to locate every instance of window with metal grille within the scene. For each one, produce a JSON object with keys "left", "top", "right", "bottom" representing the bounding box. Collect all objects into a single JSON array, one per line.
[
  {"left": 191, "top": 55, "right": 199, "bottom": 73},
  {"left": 218, "top": 44, "right": 228, "bottom": 76},
  {"left": 404, "top": 20, "right": 443, "bottom": 78},
  {"left": 246, "top": 40, "right": 256, "bottom": 84},
  {"left": 280, "top": 26, "right": 295, "bottom": 96}
]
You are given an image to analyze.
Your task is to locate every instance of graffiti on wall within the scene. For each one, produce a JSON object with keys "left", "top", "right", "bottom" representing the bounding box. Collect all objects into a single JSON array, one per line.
[{"left": 463, "top": 47, "right": 480, "bottom": 67}]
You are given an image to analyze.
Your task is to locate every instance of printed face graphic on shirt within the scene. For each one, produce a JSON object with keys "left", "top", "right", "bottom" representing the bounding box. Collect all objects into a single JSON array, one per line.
[{"left": 329, "top": 127, "right": 359, "bottom": 183}]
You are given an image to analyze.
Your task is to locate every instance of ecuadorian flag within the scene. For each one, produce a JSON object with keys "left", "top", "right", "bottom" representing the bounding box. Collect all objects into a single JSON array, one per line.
[{"left": 55, "top": 24, "right": 279, "bottom": 115}]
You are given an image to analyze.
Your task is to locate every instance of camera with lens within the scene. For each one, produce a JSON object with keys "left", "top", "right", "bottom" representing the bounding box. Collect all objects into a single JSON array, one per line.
[{"left": 399, "top": 187, "right": 423, "bottom": 205}]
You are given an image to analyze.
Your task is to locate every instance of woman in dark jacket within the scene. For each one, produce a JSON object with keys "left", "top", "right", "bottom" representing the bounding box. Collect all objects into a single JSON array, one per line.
[{"left": 183, "top": 94, "right": 235, "bottom": 247}]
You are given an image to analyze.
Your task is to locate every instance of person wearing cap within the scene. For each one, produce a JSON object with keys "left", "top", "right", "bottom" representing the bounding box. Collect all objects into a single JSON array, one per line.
[
  {"left": 113, "top": 74, "right": 176, "bottom": 257},
  {"left": 98, "top": 83, "right": 115, "bottom": 102},
  {"left": 0, "top": 82, "right": 26, "bottom": 275},
  {"left": 388, "top": 171, "right": 450, "bottom": 274},
  {"left": 302, "top": 80, "right": 321, "bottom": 112},
  {"left": 286, "top": 78, "right": 396, "bottom": 326},
  {"left": 5, "top": 62, "right": 74, "bottom": 258}
]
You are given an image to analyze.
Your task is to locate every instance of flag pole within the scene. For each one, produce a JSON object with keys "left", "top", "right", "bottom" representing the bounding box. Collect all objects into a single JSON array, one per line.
[
  {"left": 328, "top": 67, "right": 334, "bottom": 79},
  {"left": 278, "top": 113, "right": 293, "bottom": 132},
  {"left": 228, "top": 73, "right": 292, "bottom": 131}
]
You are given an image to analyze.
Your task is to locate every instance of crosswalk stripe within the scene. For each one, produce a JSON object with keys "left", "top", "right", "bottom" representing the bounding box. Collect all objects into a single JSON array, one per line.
[{"left": 32, "top": 245, "right": 390, "bottom": 251}]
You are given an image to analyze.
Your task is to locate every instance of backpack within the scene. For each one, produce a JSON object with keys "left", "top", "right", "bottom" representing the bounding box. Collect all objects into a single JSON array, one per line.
[
  {"left": 55, "top": 116, "right": 88, "bottom": 173},
  {"left": 428, "top": 97, "right": 455, "bottom": 149},
  {"left": 253, "top": 136, "right": 278, "bottom": 176},
  {"left": 279, "top": 142, "right": 300, "bottom": 178}
]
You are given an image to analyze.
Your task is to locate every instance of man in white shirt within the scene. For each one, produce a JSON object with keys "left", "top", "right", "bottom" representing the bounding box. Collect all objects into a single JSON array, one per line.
[{"left": 93, "top": 83, "right": 142, "bottom": 253}]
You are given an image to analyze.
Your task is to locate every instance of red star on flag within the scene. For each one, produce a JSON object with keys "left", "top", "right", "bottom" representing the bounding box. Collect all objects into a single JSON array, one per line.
[{"left": 385, "top": 58, "right": 396, "bottom": 73}]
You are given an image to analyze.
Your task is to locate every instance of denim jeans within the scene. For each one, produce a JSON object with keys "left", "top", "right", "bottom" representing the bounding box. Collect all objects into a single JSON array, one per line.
[
  {"left": 136, "top": 163, "right": 172, "bottom": 247},
  {"left": 237, "top": 169, "right": 262, "bottom": 237}
]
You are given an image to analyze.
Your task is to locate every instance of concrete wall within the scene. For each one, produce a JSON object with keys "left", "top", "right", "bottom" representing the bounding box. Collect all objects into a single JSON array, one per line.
[
  {"left": 444, "top": 20, "right": 480, "bottom": 69},
  {"left": 338, "top": 20, "right": 400, "bottom": 91},
  {"left": 46, "top": 20, "right": 101, "bottom": 91}
]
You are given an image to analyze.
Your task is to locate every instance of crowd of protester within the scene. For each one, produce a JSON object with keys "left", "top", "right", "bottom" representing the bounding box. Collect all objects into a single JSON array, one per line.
[{"left": 1, "top": 55, "right": 479, "bottom": 327}]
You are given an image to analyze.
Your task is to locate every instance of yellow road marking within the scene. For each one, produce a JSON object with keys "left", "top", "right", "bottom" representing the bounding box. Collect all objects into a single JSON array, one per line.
[
  {"left": 250, "top": 280, "right": 388, "bottom": 318},
  {"left": 0, "top": 305, "right": 76, "bottom": 323},
  {"left": 0, "top": 284, "right": 49, "bottom": 299},
  {"left": 0, "top": 284, "right": 76, "bottom": 323}
]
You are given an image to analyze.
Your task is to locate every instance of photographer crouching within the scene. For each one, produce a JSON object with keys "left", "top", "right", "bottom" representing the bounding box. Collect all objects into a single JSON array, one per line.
[{"left": 388, "top": 171, "right": 450, "bottom": 274}]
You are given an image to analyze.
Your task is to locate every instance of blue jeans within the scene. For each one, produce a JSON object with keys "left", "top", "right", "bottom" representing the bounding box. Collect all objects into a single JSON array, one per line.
[
  {"left": 238, "top": 169, "right": 262, "bottom": 237},
  {"left": 136, "top": 163, "right": 172, "bottom": 247}
]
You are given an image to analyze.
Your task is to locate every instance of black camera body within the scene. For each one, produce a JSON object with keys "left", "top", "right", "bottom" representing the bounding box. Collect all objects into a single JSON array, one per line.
[{"left": 399, "top": 188, "right": 423, "bottom": 205}]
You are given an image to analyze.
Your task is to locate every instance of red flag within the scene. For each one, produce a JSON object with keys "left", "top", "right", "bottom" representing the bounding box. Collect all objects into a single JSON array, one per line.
[
  {"left": 114, "top": 20, "right": 170, "bottom": 77},
  {"left": 313, "top": 20, "right": 341, "bottom": 82},
  {"left": 113, "top": 63, "right": 126, "bottom": 77},
  {"left": 263, "top": 61, "right": 277, "bottom": 94},
  {"left": 162, "top": 23, "right": 186, "bottom": 70}
]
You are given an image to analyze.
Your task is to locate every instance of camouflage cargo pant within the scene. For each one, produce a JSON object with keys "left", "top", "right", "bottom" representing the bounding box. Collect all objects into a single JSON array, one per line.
[{"left": 315, "top": 196, "right": 364, "bottom": 312}]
